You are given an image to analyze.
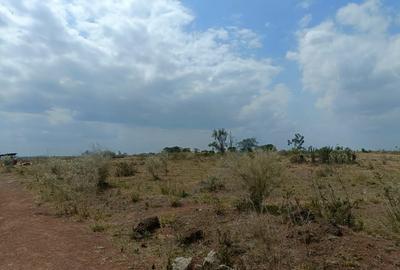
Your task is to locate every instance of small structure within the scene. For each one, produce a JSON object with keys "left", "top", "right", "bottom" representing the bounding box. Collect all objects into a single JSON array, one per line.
[
  {"left": 0, "top": 153, "right": 17, "bottom": 158},
  {"left": 0, "top": 153, "right": 18, "bottom": 165}
]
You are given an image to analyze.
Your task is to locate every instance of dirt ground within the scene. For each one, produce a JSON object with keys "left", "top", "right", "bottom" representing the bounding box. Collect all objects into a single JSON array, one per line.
[
  {"left": 0, "top": 174, "right": 131, "bottom": 270},
  {"left": 3, "top": 153, "right": 400, "bottom": 269}
]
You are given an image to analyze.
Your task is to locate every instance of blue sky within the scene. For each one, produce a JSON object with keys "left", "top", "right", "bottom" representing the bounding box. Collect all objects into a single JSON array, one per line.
[{"left": 0, "top": 0, "right": 400, "bottom": 155}]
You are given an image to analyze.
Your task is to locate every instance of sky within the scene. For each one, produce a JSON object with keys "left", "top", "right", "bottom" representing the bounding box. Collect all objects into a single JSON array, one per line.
[{"left": 0, "top": 0, "right": 400, "bottom": 155}]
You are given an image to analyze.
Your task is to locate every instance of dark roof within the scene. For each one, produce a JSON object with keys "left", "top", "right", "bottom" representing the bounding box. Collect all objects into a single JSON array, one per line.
[{"left": 0, "top": 153, "right": 17, "bottom": 157}]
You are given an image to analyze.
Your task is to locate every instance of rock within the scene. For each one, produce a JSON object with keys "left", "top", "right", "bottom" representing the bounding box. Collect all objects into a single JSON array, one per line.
[
  {"left": 180, "top": 229, "right": 204, "bottom": 245},
  {"left": 217, "top": 265, "right": 233, "bottom": 270},
  {"left": 203, "top": 250, "right": 218, "bottom": 264},
  {"left": 170, "top": 257, "right": 193, "bottom": 270},
  {"left": 203, "top": 250, "right": 219, "bottom": 269},
  {"left": 132, "top": 216, "right": 160, "bottom": 239}
]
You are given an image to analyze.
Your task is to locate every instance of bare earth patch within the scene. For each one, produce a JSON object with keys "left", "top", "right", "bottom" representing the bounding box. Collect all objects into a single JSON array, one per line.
[{"left": 0, "top": 175, "right": 131, "bottom": 270}]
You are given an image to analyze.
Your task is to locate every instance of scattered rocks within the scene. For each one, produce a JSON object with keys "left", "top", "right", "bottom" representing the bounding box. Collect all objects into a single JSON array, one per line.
[
  {"left": 132, "top": 216, "right": 160, "bottom": 239},
  {"left": 203, "top": 250, "right": 218, "bottom": 267},
  {"left": 180, "top": 229, "right": 204, "bottom": 245},
  {"left": 201, "top": 250, "right": 233, "bottom": 270},
  {"left": 169, "top": 257, "right": 193, "bottom": 270}
]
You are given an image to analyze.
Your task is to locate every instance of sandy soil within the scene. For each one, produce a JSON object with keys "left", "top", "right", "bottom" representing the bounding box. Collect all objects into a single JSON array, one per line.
[{"left": 0, "top": 175, "right": 131, "bottom": 270}]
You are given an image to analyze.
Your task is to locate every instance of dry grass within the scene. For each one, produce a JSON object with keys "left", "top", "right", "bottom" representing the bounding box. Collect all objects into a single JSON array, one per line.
[
  {"left": 25, "top": 154, "right": 111, "bottom": 218},
  {"left": 227, "top": 151, "right": 282, "bottom": 212},
  {"left": 145, "top": 154, "right": 168, "bottom": 180},
  {"left": 10, "top": 151, "right": 400, "bottom": 269}
]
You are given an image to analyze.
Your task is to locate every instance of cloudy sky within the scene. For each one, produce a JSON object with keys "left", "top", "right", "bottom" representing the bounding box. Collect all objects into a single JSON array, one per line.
[{"left": 1, "top": 0, "right": 400, "bottom": 155}]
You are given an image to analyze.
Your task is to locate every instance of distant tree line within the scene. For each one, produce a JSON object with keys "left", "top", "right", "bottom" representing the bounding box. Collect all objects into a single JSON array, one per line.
[{"left": 208, "top": 128, "right": 277, "bottom": 153}]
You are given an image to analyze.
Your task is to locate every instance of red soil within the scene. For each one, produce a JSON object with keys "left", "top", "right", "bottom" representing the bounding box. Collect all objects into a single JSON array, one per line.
[{"left": 0, "top": 175, "right": 131, "bottom": 270}]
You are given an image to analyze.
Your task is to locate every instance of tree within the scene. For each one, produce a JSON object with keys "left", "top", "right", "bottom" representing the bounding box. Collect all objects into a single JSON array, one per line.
[
  {"left": 227, "top": 131, "right": 236, "bottom": 152},
  {"left": 237, "top": 138, "right": 258, "bottom": 152},
  {"left": 288, "top": 133, "right": 305, "bottom": 150},
  {"left": 209, "top": 129, "right": 229, "bottom": 153},
  {"left": 258, "top": 144, "right": 277, "bottom": 152}
]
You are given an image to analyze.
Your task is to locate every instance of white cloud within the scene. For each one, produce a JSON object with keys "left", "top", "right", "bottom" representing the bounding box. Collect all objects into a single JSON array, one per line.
[
  {"left": 0, "top": 0, "right": 289, "bottom": 154},
  {"left": 239, "top": 84, "right": 290, "bottom": 121},
  {"left": 336, "top": 0, "right": 389, "bottom": 33},
  {"left": 289, "top": 0, "right": 400, "bottom": 127},
  {"left": 46, "top": 107, "right": 77, "bottom": 125}
]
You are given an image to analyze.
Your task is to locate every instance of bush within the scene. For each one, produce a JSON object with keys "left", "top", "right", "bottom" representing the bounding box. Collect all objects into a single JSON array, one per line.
[
  {"left": 97, "top": 164, "right": 111, "bottom": 191},
  {"left": 383, "top": 187, "right": 400, "bottom": 233},
  {"left": 308, "top": 146, "right": 317, "bottom": 163},
  {"left": 311, "top": 179, "right": 363, "bottom": 230},
  {"left": 28, "top": 154, "right": 111, "bottom": 218},
  {"left": 162, "top": 146, "right": 191, "bottom": 154},
  {"left": 318, "top": 146, "right": 356, "bottom": 164},
  {"left": 318, "top": 147, "right": 333, "bottom": 163},
  {"left": 281, "top": 191, "right": 315, "bottom": 225},
  {"left": 200, "top": 176, "right": 225, "bottom": 192},
  {"left": 1, "top": 156, "right": 15, "bottom": 172},
  {"left": 237, "top": 138, "right": 258, "bottom": 152},
  {"left": 170, "top": 197, "right": 182, "bottom": 208},
  {"left": 258, "top": 144, "right": 277, "bottom": 152},
  {"left": 114, "top": 161, "right": 137, "bottom": 177},
  {"left": 289, "top": 153, "right": 306, "bottom": 164},
  {"left": 230, "top": 151, "right": 281, "bottom": 213},
  {"left": 145, "top": 155, "right": 168, "bottom": 180},
  {"left": 217, "top": 230, "right": 242, "bottom": 267},
  {"left": 130, "top": 191, "right": 141, "bottom": 203},
  {"left": 2, "top": 156, "right": 15, "bottom": 167}
]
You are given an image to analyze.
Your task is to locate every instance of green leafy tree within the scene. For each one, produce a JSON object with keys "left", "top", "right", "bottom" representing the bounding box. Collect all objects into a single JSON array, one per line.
[
  {"left": 209, "top": 129, "right": 229, "bottom": 153},
  {"left": 237, "top": 138, "right": 258, "bottom": 152},
  {"left": 288, "top": 133, "right": 305, "bottom": 150},
  {"left": 258, "top": 144, "right": 277, "bottom": 152}
]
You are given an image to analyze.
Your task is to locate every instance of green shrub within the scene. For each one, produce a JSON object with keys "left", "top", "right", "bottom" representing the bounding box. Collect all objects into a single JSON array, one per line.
[
  {"left": 258, "top": 144, "right": 277, "bottom": 152},
  {"left": 311, "top": 179, "right": 363, "bottom": 230},
  {"left": 318, "top": 146, "right": 356, "bottom": 164},
  {"left": 230, "top": 151, "right": 281, "bottom": 213},
  {"left": 237, "top": 138, "right": 258, "bottom": 152},
  {"left": 162, "top": 146, "right": 191, "bottom": 154},
  {"left": 319, "top": 147, "right": 333, "bottom": 163}
]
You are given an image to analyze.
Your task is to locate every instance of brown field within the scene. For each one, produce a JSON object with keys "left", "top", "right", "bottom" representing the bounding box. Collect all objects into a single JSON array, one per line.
[{"left": 2, "top": 151, "right": 400, "bottom": 269}]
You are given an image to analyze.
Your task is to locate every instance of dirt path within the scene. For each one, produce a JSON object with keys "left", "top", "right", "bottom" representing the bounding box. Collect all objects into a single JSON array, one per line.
[{"left": 0, "top": 175, "right": 131, "bottom": 270}]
